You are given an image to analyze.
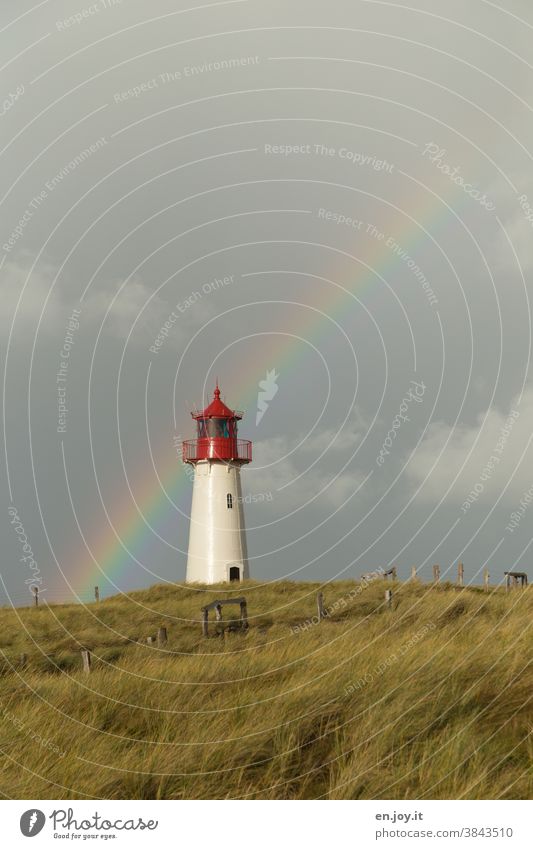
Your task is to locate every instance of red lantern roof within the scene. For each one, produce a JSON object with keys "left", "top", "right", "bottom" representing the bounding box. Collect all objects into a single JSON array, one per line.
[
  {"left": 192, "top": 383, "right": 243, "bottom": 420},
  {"left": 184, "top": 383, "right": 251, "bottom": 463}
]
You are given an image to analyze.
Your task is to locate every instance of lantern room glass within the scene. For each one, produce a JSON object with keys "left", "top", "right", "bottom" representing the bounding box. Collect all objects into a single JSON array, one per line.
[{"left": 197, "top": 417, "right": 236, "bottom": 438}]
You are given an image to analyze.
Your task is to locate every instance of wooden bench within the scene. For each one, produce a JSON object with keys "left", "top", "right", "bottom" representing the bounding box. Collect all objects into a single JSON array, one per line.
[
  {"left": 504, "top": 571, "right": 528, "bottom": 590},
  {"left": 201, "top": 597, "right": 248, "bottom": 636}
]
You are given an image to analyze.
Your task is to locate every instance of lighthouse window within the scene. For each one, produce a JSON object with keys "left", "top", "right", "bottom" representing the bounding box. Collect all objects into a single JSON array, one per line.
[
  {"left": 207, "top": 418, "right": 230, "bottom": 438},
  {"left": 227, "top": 493, "right": 233, "bottom": 509},
  {"left": 197, "top": 419, "right": 207, "bottom": 437}
]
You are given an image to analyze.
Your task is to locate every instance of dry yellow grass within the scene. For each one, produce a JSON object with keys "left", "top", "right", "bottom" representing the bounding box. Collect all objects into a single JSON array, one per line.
[{"left": 0, "top": 579, "right": 531, "bottom": 799}]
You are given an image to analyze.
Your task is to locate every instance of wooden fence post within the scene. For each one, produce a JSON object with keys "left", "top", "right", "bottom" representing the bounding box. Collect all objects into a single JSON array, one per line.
[
  {"left": 94, "top": 586, "right": 100, "bottom": 603},
  {"left": 146, "top": 636, "right": 155, "bottom": 644},
  {"left": 33, "top": 586, "right": 39, "bottom": 608},
  {"left": 433, "top": 564, "right": 440, "bottom": 583},
  {"left": 506, "top": 573, "right": 511, "bottom": 593},
  {"left": 158, "top": 626, "right": 167, "bottom": 645},
  {"left": 317, "top": 592, "right": 325, "bottom": 621},
  {"left": 240, "top": 601, "right": 248, "bottom": 629},
  {"left": 391, "top": 566, "right": 397, "bottom": 581},
  {"left": 81, "top": 649, "right": 91, "bottom": 673},
  {"left": 457, "top": 562, "right": 464, "bottom": 587},
  {"left": 385, "top": 589, "right": 393, "bottom": 609},
  {"left": 484, "top": 569, "right": 489, "bottom": 592},
  {"left": 202, "top": 608, "right": 209, "bottom": 637},
  {"left": 20, "top": 653, "right": 27, "bottom": 668},
  {"left": 411, "top": 566, "right": 417, "bottom": 581}
]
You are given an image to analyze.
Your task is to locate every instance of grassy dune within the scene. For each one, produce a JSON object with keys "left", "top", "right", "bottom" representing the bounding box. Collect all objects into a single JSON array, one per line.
[{"left": 0, "top": 579, "right": 531, "bottom": 799}]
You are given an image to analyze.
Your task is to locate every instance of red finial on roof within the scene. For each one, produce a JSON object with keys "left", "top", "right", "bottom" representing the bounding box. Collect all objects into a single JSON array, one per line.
[{"left": 192, "top": 383, "right": 242, "bottom": 419}]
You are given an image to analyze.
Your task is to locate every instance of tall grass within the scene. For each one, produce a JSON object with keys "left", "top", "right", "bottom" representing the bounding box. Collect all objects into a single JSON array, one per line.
[{"left": 0, "top": 579, "right": 531, "bottom": 799}]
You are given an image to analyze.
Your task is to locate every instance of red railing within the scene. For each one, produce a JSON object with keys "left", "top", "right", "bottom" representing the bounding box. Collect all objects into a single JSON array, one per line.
[{"left": 182, "top": 438, "right": 252, "bottom": 463}]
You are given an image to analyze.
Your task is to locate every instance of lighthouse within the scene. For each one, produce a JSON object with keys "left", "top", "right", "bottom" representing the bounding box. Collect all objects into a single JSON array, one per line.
[{"left": 182, "top": 383, "right": 252, "bottom": 584}]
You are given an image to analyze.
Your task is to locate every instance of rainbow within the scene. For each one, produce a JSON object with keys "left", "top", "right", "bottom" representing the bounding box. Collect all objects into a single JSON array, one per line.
[{"left": 68, "top": 181, "right": 470, "bottom": 600}]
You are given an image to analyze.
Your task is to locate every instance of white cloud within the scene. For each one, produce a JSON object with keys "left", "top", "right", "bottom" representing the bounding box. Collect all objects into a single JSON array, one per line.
[
  {"left": 496, "top": 212, "right": 533, "bottom": 272},
  {"left": 246, "top": 423, "right": 366, "bottom": 510},
  {"left": 0, "top": 255, "right": 218, "bottom": 347},
  {"left": 488, "top": 171, "right": 533, "bottom": 272},
  {"left": 404, "top": 388, "right": 533, "bottom": 504},
  {"left": 82, "top": 276, "right": 170, "bottom": 344},
  {"left": 0, "top": 254, "right": 63, "bottom": 338}
]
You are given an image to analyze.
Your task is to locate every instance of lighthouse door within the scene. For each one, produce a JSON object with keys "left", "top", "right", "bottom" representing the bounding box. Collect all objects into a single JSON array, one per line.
[{"left": 229, "top": 565, "right": 241, "bottom": 582}]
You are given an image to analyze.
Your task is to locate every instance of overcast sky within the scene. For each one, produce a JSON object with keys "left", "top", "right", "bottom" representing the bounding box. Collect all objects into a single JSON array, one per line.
[{"left": 1, "top": 0, "right": 533, "bottom": 604}]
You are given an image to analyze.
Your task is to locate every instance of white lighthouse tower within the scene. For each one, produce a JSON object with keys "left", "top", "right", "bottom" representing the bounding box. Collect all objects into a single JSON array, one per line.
[{"left": 183, "top": 383, "right": 252, "bottom": 584}]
